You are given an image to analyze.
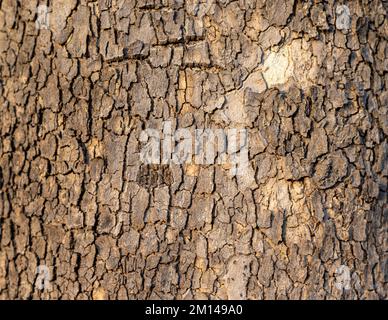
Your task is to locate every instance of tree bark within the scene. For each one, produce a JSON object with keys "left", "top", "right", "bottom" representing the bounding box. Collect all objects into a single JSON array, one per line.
[{"left": 0, "top": 0, "right": 387, "bottom": 299}]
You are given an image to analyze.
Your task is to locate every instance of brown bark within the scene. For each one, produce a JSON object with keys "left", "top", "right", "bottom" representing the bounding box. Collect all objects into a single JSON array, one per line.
[{"left": 0, "top": 0, "right": 387, "bottom": 299}]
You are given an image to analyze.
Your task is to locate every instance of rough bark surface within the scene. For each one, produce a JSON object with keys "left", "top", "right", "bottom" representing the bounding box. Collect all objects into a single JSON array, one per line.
[{"left": 0, "top": 0, "right": 387, "bottom": 300}]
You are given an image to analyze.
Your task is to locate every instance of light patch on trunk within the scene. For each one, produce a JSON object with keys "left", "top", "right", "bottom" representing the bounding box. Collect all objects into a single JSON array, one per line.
[
  {"left": 262, "top": 47, "right": 292, "bottom": 86},
  {"left": 262, "top": 39, "right": 318, "bottom": 88},
  {"left": 92, "top": 287, "right": 107, "bottom": 300},
  {"left": 224, "top": 255, "right": 252, "bottom": 299}
]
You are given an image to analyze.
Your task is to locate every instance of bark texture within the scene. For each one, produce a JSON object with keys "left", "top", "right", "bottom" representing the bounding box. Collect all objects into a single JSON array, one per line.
[{"left": 0, "top": 0, "right": 387, "bottom": 299}]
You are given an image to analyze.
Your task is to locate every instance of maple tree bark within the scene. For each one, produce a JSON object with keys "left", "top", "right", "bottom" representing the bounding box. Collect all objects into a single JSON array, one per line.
[{"left": 0, "top": 0, "right": 387, "bottom": 299}]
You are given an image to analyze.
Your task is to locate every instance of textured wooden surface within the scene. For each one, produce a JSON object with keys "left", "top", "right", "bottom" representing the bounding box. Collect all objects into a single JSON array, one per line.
[{"left": 0, "top": 0, "right": 387, "bottom": 299}]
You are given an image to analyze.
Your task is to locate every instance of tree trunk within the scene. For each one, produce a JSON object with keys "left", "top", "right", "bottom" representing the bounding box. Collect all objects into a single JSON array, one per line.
[{"left": 0, "top": 0, "right": 387, "bottom": 300}]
